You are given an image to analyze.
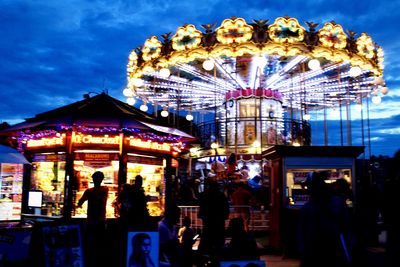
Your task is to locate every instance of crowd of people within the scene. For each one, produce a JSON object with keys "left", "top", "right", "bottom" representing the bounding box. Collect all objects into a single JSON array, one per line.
[
  {"left": 76, "top": 169, "right": 265, "bottom": 267},
  {"left": 76, "top": 152, "right": 396, "bottom": 267}
]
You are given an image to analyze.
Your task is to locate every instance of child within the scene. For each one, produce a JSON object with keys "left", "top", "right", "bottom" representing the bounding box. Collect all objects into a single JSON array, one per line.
[{"left": 178, "top": 216, "right": 196, "bottom": 267}]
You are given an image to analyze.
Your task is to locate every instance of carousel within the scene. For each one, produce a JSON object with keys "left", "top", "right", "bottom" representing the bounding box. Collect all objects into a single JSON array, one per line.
[
  {"left": 123, "top": 16, "right": 386, "bottom": 163},
  {"left": 121, "top": 16, "right": 387, "bottom": 247}
]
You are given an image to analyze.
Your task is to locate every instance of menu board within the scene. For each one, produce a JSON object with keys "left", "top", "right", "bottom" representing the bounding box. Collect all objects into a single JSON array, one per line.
[
  {"left": 286, "top": 168, "right": 352, "bottom": 207},
  {"left": 0, "top": 163, "right": 23, "bottom": 220}
]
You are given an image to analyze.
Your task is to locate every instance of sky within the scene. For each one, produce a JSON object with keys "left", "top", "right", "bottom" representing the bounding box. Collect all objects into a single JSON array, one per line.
[{"left": 0, "top": 0, "right": 399, "bottom": 157}]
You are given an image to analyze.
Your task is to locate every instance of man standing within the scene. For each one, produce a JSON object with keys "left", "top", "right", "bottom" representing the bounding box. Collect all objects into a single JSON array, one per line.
[
  {"left": 198, "top": 180, "right": 230, "bottom": 262},
  {"left": 77, "top": 171, "right": 109, "bottom": 267},
  {"left": 78, "top": 171, "right": 109, "bottom": 226}
]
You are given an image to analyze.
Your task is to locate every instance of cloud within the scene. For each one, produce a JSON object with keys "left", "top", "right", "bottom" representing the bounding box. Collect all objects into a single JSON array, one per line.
[{"left": 0, "top": 0, "right": 399, "bottom": 157}]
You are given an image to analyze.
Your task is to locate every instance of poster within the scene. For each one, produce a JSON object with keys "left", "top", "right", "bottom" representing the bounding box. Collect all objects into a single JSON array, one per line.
[
  {"left": 126, "top": 231, "right": 159, "bottom": 267},
  {"left": 42, "top": 224, "right": 84, "bottom": 267},
  {"left": 0, "top": 228, "right": 32, "bottom": 267}
]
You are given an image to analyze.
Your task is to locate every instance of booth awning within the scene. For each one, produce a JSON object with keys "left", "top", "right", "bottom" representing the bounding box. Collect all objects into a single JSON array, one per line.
[
  {"left": 0, "top": 144, "right": 30, "bottom": 164},
  {"left": 139, "top": 121, "right": 196, "bottom": 139}
]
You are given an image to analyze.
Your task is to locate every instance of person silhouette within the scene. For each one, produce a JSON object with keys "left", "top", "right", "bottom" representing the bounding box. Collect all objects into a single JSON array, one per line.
[
  {"left": 223, "top": 217, "right": 259, "bottom": 261},
  {"left": 77, "top": 171, "right": 109, "bottom": 267},
  {"left": 198, "top": 180, "right": 230, "bottom": 261},
  {"left": 116, "top": 175, "right": 152, "bottom": 267},
  {"left": 226, "top": 153, "right": 238, "bottom": 177},
  {"left": 117, "top": 175, "right": 150, "bottom": 231},
  {"left": 178, "top": 216, "right": 196, "bottom": 267},
  {"left": 77, "top": 171, "right": 109, "bottom": 226},
  {"left": 297, "top": 171, "right": 351, "bottom": 267},
  {"left": 231, "top": 182, "right": 253, "bottom": 231},
  {"left": 159, "top": 204, "right": 181, "bottom": 267},
  {"left": 128, "top": 232, "right": 156, "bottom": 267}
]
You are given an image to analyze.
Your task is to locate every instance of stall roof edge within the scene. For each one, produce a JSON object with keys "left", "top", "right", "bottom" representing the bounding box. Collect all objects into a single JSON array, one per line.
[{"left": 262, "top": 145, "right": 365, "bottom": 159}]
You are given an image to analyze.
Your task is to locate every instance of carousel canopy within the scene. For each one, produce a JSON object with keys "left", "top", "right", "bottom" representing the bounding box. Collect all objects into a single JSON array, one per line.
[{"left": 124, "top": 16, "right": 386, "bottom": 114}]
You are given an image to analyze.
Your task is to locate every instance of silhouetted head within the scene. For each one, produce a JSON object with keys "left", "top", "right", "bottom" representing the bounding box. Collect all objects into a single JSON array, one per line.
[
  {"left": 183, "top": 216, "right": 191, "bottom": 227},
  {"left": 92, "top": 171, "right": 105, "bottom": 187},
  {"left": 333, "top": 178, "right": 352, "bottom": 199},
  {"left": 306, "top": 171, "right": 330, "bottom": 200},
  {"left": 227, "top": 153, "right": 236, "bottom": 164},
  {"left": 163, "top": 204, "right": 181, "bottom": 225},
  {"left": 134, "top": 175, "right": 143, "bottom": 188}
]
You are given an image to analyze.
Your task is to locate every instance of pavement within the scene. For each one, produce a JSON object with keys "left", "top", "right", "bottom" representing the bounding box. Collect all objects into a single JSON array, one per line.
[
  {"left": 258, "top": 246, "right": 389, "bottom": 267},
  {"left": 1, "top": 220, "right": 389, "bottom": 267},
  {"left": 254, "top": 230, "right": 389, "bottom": 267},
  {"left": 260, "top": 255, "right": 300, "bottom": 267}
]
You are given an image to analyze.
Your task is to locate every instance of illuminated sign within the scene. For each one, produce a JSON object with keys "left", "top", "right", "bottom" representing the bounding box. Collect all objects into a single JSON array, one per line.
[
  {"left": 74, "top": 153, "right": 119, "bottom": 161},
  {"left": 27, "top": 136, "right": 65, "bottom": 148},
  {"left": 128, "top": 155, "right": 163, "bottom": 165},
  {"left": 128, "top": 138, "right": 171, "bottom": 152},
  {"left": 33, "top": 154, "right": 66, "bottom": 162},
  {"left": 73, "top": 134, "right": 120, "bottom": 145}
]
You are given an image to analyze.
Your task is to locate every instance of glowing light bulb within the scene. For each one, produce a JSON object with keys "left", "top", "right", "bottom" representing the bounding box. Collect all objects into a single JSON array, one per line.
[
  {"left": 349, "top": 66, "right": 362, "bottom": 77},
  {"left": 133, "top": 78, "right": 144, "bottom": 87},
  {"left": 292, "top": 141, "right": 300, "bottom": 147},
  {"left": 211, "top": 142, "right": 218, "bottom": 149},
  {"left": 123, "top": 88, "right": 134, "bottom": 97},
  {"left": 202, "top": 59, "right": 214, "bottom": 71},
  {"left": 140, "top": 103, "right": 148, "bottom": 112},
  {"left": 253, "top": 140, "right": 261, "bottom": 148},
  {"left": 303, "top": 113, "right": 311, "bottom": 121},
  {"left": 308, "top": 59, "right": 320, "bottom": 70},
  {"left": 159, "top": 68, "right": 170, "bottom": 78},
  {"left": 127, "top": 97, "right": 136, "bottom": 105},
  {"left": 161, "top": 110, "right": 169, "bottom": 117},
  {"left": 186, "top": 113, "right": 193, "bottom": 121},
  {"left": 381, "top": 87, "right": 389, "bottom": 95}
]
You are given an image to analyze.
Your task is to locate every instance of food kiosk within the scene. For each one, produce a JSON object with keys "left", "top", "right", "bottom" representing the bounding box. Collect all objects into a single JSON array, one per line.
[
  {"left": 0, "top": 144, "right": 30, "bottom": 221},
  {"left": 0, "top": 93, "right": 194, "bottom": 221},
  {"left": 262, "top": 145, "right": 364, "bottom": 252}
]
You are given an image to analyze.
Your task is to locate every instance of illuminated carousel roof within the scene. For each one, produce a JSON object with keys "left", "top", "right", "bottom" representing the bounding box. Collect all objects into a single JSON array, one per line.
[{"left": 124, "top": 16, "right": 387, "bottom": 113}]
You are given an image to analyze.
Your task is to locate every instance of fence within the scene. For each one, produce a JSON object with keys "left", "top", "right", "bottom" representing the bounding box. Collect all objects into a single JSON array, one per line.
[{"left": 178, "top": 205, "right": 270, "bottom": 233}]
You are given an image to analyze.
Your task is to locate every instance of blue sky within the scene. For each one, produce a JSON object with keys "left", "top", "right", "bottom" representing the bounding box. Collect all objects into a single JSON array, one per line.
[{"left": 0, "top": 0, "right": 399, "bottom": 157}]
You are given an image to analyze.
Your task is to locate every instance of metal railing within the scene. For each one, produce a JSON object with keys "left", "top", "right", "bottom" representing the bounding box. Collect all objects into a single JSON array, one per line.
[
  {"left": 178, "top": 205, "right": 270, "bottom": 232},
  {"left": 196, "top": 117, "right": 311, "bottom": 149}
]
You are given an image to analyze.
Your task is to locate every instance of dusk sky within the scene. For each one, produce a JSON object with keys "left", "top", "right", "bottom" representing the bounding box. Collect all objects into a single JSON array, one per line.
[{"left": 0, "top": 0, "right": 399, "bottom": 157}]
